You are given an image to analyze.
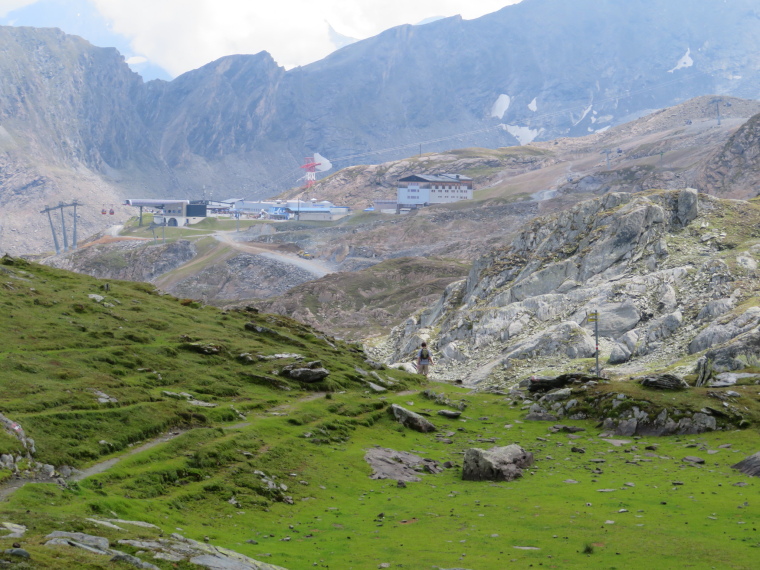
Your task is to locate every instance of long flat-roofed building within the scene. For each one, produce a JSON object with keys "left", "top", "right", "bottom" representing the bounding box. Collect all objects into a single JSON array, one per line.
[{"left": 397, "top": 174, "right": 474, "bottom": 209}]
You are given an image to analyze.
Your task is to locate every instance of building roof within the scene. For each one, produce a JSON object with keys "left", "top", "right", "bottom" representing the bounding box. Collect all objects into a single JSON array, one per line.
[{"left": 398, "top": 173, "right": 473, "bottom": 183}]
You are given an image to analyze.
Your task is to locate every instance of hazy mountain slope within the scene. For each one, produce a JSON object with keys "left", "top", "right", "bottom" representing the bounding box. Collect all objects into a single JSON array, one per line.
[{"left": 2, "top": 0, "right": 760, "bottom": 254}]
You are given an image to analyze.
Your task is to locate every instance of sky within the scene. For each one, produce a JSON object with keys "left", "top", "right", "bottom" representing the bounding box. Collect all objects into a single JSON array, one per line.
[{"left": 0, "top": 0, "right": 522, "bottom": 79}]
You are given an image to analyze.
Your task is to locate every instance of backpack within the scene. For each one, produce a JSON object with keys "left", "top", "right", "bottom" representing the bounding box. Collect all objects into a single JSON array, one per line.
[{"left": 420, "top": 348, "right": 430, "bottom": 360}]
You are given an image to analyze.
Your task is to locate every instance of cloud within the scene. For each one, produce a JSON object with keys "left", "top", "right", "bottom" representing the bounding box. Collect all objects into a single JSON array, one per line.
[
  {"left": 89, "top": 0, "right": 521, "bottom": 77},
  {"left": 2, "top": 0, "right": 522, "bottom": 77},
  {"left": 0, "top": 0, "right": 36, "bottom": 17}
]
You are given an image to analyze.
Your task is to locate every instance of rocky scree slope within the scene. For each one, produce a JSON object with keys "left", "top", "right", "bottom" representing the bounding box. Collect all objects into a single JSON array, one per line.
[{"left": 384, "top": 189, "right": 760, "bottom": 388}]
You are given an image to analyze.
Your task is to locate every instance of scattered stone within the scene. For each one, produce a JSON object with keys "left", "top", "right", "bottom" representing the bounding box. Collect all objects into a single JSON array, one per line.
[
  {"left": 4, "top": 548, "right": 30, "bottom": 559},
  {"left": 86, "top": 519, "right": 124, "bottom": 531},
  {"left": 601, "top": 439, "right": 631, "bottom": 447},
  {"left": 438, "top": 410, "right": 463, "bottom": 419},
  {"left": 390, "top": 404, "right": 436, "bottom": 433},
  {"left": 683, "top": 456, "right": 705, "bottom": 464}
]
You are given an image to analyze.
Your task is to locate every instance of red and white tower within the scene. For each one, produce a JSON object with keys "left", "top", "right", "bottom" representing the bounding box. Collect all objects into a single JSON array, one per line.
[{"left": 300, "top": 156, "right": 322, "bottom": 190}]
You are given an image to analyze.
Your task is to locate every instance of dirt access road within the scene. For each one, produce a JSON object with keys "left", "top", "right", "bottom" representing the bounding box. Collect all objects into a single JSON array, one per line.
[{"left": 214, "top": 231, "right": 333, "bottom": 278}]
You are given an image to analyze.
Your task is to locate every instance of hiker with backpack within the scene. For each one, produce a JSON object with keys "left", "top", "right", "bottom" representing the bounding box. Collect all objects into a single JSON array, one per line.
[{"left": 416, "top": 342, "right": 434, "bottom": 376}]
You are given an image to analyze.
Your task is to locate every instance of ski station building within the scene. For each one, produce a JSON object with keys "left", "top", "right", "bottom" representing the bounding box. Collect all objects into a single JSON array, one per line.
[{"left": 395, "top": 174, "right": 474, "bottom": 211}]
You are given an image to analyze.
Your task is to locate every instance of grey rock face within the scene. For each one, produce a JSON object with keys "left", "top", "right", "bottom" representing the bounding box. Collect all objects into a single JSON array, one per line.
[
  {"left": 390, "top": 404, "right": 436, "bottom": 433},
  {"left": 504, "top": 321, "right": 596, "bottom": 362},
  {"left": 591, "top": 301, "right": 641, "bottom": 338},
  {"left": 388, "top": 190, "right": 718, "bottom": 384},
  {"left": 689, "top": 307, "right": 760, "bottom": 354},
  {"left": 462, "top": 445, "right": 534, "bottom": 482},
  {"left": 677, "top": 188, "right": 699, "bottom": 226}
]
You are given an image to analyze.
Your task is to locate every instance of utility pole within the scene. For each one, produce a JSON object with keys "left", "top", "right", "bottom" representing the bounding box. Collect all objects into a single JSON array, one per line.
[
  {"left": 41, "top": 201, "right": 80, "bottom": 255},
  {"left": 43, "top": 205, "right": 61, "bottom": 255},
  {"left": 711, "top": 97, "right": 723, "bottom": 126},
  {"left": 72, "top": 200, "right": 78, "bottom": 250},
  {"left": 59, "top": 202, "right": 69, "bottom": 252},
  {"left": 588, "top": 309, "right": 600, "bottom": 377},
  {"left": 601, "top": 149, "right": 612, "bottom": 170}
]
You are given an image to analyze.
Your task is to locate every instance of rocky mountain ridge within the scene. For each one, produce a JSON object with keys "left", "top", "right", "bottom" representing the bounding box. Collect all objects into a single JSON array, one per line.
[{"left": 382, "top": 189, "right": 760, "bottom": 389}]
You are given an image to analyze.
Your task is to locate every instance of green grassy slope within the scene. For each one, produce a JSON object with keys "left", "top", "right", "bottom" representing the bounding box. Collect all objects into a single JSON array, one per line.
[{"left": 1, "top": 255, "right": 759, "bottom": 569}]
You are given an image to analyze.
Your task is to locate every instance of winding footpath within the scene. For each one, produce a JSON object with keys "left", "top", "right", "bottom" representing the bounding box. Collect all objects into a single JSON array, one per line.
[{"left": 213, "top": 231, "right": 333, "bottom": 278}]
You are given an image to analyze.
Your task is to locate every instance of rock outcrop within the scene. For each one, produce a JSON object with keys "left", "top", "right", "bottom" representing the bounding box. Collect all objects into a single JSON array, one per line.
[
  {"left": 382, "top": 189, "right": 760, "bottom": 388},
  {"left": 364, "top": 448, "right": 443, "bottom": 482}
]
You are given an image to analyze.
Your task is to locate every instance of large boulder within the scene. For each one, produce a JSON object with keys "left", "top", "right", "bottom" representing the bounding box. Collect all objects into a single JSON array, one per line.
[
  {"left": 390, "top": 404, "right": 436, "bottom": 433},
  {"left": 462, "top": 445, "right": 534, "bottom": 482},
  {"left": 640, "top": 374, "right": 689, "bottom": 390},
  {"left": 282, "top": 367, "right": 330, "bottom": 383},
  {"left": 608, "top": 342, "right": 632, "bottom": 364},
  {"left": 732, "top": 452, "right": 760, "bottom": 477}
]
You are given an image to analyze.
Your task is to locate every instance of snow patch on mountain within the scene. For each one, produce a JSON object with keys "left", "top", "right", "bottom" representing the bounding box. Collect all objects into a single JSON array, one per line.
[
  {"left": 528, "top": 97, "right": 538, "bottom": 112},
  {"left": 574, "top": 104, "right": 593, "bottom": 126},
  {"left": 501, "top": 124, "right": 540, "bottom": 145},
  {"left": 490, "top": 94, "right": 511, "bottom": 119},
  {"left": 668, "top": 48, "right": 693, "bottom": 73}
]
